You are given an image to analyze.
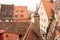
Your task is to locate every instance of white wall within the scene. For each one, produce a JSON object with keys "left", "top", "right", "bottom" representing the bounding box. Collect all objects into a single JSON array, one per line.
[{"left": 38, "top": 2, "right": 49, "bottom": 33}]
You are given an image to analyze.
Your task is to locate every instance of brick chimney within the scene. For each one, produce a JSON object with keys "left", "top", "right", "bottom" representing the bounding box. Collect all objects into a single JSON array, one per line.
[
  {"left": 34, "top": 12, "right": 40, "bottom": 35},
  {"left": 33, "top": 12, "right": 43, "bottom": 40},
  {"left": 34, "top": 13, "right": 40, "bottom": 26}
]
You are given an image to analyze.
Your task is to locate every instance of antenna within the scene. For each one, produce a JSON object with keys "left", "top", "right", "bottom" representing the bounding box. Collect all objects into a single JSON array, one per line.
[
  {"left": 35, "top": 2, "right": 41, "bottom": 13},
  {"left": 36, "top": 3, "right": 38, "bottom": 13},
  {"left": 31, "top": 1, "right": 41, "bottom": 19}
]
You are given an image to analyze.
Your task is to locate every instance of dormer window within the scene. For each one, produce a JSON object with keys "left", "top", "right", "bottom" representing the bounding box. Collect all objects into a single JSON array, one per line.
[{"left": 50, "top": 0, "right": 53, "bottom": 3}]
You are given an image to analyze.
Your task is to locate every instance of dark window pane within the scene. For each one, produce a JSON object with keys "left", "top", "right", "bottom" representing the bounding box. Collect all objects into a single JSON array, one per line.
[
  {"left": 19, "top": 35, "right": 23, "bottom": 38},
  {"left": 6, "top": 35, "right": 8, "bottom": 37},
  {"left": 4, "top": 15, "right": 6, "bottom": 17},
  {"left": 20, "top": 15, "right": 24, "bottom": 17},
  {"left": 50, "top": 0, "right": 53, "bottom": 3},
  {"left": 15, "top": 15, "right": 18, "bottom": 18},
  {"left": 9, "top": 15, "right": 12, "bottom": 17},
  {"left": 21, "top": 10, "right": 24, "bottom": 12}
]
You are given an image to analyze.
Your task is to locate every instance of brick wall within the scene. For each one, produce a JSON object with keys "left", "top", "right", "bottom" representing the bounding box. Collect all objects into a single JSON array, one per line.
[{"left": 13, "top": 6, "right": 29, "bottom": 22}]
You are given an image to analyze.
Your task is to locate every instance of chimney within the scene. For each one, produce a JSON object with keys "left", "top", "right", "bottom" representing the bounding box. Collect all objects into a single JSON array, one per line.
[
  {"left": 33, "top": 12, "right": 43, "bottom": 40},
  {"left": 34, "top": 12, "right": 40, "bottom": 34},
  {"left": 34, "top": 12, "right": 40, "bottom": 37},
  {"left": 34, "top": 12, "right": 40, "bottom": 26}
]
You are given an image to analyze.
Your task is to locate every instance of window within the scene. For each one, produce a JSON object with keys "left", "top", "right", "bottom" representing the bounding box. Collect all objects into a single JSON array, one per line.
[
  {"left": 4, "top": 13, "right": 7, "bottom": 17},
  {"left": 21, "top": 10, "right": 24, "bottom": 12},
  {"left": 20, "top": 15, "right": 24, "bottom": 17},
  {"left": 16, "top": 10, "right": 19, "bottom": 12},
  {"left": 41, "top": 25, "right": 43, "bottom": 27},
  {"left": 50, "top": 0, "right": 53, "bottom": 3},
  {"left": 44, "top": 19, "right": 46, "bottom": 22},
  {"left": 19, "top": 35, "right": 23, "bottom": 38},
  {"left": 4, "top": 15, "right": 6, "bottom": 17},
  {"left": 42, "top": 13, "right": 43, "bottom": 15},
  {"left": 9, "top": 15, "right": 12, "bottom": 17},
  {"left": 6, "top": 35, "right": 8, "bottom": 37},
  {"left": 42, "top": 18, "right": 43, "bottom": 22},
  {"left": 15, "top": 15, "right": 18, "bottom": 18},
  {"left": 44, "top": 26, "right": 46, "bottom": 29}
]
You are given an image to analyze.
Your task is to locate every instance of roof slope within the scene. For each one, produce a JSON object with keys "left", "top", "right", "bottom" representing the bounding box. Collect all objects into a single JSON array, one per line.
[
  {"left": 0, "top": 22, "right": 43, "bottom": 40},
  {"left": 42, "top": 0, "right": 55, "bottom": 20},
  {"left": 0, "top": 22, "right": 31, "bottom": 34}
]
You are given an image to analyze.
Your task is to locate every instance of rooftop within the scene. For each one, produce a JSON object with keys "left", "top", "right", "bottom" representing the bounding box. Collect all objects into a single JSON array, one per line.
[{"left": 42, "top": 0, "right": 55, "bottom": 20}]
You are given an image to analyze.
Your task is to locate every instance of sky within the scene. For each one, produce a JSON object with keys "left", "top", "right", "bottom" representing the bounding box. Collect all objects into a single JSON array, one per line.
[{"left": 0, "top": 0, "right": 41, "bottom": 11}]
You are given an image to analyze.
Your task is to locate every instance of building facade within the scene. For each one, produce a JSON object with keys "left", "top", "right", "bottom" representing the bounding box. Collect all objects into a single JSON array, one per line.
[
  {"left": 54, "top": 0, "right": 60, "bottom": 40},
  {"left": 0, "top": 4, "right": 14, "bottom": 22},
  {"left": 13, "top": 6, "right": 29, "bottom": 22},
  {"left": 38, "top": 0, "right": 55, "bottom": 34},
  {"left": 0, "top": 4, "right": 29, "bottom": 22},
  {"left": 47, "top": 0, "right": 60, "bottom": 40}
]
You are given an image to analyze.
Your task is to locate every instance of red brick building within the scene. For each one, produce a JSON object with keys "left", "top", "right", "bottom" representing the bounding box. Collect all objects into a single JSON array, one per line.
[{"left": 13, "top": 6, "right": 29, "bottom": 22}]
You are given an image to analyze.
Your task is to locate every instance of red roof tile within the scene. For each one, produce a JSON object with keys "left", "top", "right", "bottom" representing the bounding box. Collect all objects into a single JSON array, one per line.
[{"left": 42, "top": 0, "right": 55, "bottom": 20}]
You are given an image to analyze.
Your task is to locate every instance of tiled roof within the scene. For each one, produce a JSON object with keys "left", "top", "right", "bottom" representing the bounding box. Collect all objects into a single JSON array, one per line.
[
  {"left": 0, "top": 22, "right": 43, "bottom": 40},
  {"left": 42, "top": 0, "right": 55, "bottom": 20},
  {"left": 0, "top": 22, "right": 31, "bottom": 35}
]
